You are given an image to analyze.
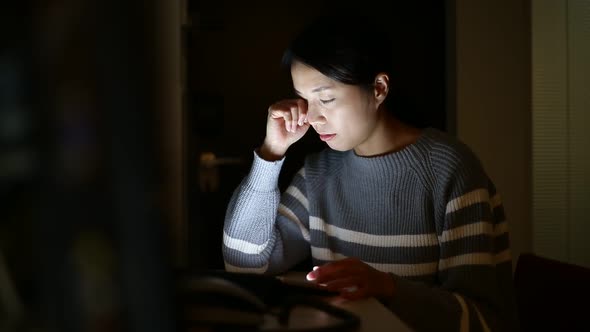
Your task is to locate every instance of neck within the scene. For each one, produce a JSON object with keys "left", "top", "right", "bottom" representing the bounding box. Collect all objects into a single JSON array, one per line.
[{"left": 353, "top": 110, "right": 421, "bottom": 157}]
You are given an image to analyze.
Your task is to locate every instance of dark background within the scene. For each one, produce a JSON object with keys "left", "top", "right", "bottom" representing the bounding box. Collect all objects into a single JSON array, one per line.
[{"left": 0, "top": 1, "right": 176, "bottom": 331}]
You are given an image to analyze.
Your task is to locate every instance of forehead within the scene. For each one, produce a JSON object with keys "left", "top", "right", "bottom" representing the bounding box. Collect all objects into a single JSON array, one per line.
[{"left": 290, "top": 61, "right": 336, "bottom": 92}]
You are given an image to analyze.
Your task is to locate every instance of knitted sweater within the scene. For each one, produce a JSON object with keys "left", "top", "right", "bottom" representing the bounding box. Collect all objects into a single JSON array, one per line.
[{"left": 222, "top": 128, "right": 518, "bottom": 331}]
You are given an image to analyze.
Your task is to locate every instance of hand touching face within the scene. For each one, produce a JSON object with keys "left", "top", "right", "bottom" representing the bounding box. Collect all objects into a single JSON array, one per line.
[
  {"left": 260, "top": 98, "right": 311, "bottom": 160},
  {"left": 290, "top": 60, "right": 386, "bottom": 155}
]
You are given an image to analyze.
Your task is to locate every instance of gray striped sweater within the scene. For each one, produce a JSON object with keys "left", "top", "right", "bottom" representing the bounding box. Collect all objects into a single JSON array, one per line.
[{"left": 223, "top": 128, "right": 518, "bottom": 331}]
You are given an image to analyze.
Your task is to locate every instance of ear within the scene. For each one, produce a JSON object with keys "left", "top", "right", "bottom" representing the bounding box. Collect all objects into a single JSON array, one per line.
[{"left": 373, "top": 73, "right": 389, "bottom": 107}]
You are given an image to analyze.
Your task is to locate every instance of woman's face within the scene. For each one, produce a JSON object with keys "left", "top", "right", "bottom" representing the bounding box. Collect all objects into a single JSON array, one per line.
[{"left": 290, "top": 61, "right": 382, "bottom": 153}]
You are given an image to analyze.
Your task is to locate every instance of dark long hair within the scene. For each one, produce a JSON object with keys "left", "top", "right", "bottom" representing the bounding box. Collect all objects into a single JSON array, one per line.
[
  {"left": 282, "top": 15, "right": 393, "bottom": 91},
  {"left": 281, "top": 15, "right": 427, "bottom": 127}
]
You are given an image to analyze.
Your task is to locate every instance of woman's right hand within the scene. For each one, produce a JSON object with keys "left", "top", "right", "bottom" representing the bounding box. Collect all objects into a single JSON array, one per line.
[{"left": 259, "top": 99, "right": 311, "bottom": 161}]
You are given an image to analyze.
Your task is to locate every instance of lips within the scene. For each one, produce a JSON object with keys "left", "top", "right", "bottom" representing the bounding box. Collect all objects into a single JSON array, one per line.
[{"left": 319, "top": 134, "right": 336, "bottom": 142}]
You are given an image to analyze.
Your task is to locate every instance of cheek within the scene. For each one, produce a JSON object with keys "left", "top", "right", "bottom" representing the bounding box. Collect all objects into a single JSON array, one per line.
[
  {"left": 336, "top": 108, "right": 372, "bottom": 138},
  {"left": 342, "top": 100, "right": 376, "bottom": 124},
  {"left": 344, "top": 103, "right": 378, "bottom": 136}
]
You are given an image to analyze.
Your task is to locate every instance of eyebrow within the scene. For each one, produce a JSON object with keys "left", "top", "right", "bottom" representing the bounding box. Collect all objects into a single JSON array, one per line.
[{"left": 294, "top": 86, "right": 333, "bottom": 96}]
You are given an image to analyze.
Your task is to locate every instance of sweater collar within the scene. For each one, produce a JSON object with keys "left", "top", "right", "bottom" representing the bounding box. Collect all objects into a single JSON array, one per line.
[{"left": 344, "top": 127, "right": 434, "bottom": 172}]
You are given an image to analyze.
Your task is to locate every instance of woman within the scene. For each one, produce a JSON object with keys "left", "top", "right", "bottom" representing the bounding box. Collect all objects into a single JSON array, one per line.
[{"left": 222, "top": 15, "right": 518, "bottom": 331}]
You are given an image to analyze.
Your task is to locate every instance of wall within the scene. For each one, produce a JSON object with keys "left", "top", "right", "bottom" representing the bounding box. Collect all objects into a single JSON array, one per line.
[
  {"left": 531, "top": 0, "right": 590, "bottom": 267},
  {"left": 455, "top": 0, "right": 532, "bottom": 265},
  {"left": 155, "top": 0, "right": 185, "bottom": 266}
]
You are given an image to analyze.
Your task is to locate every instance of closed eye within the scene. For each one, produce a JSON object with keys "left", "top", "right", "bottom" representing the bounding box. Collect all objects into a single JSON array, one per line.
[{"left": 320, "top": 98, "right": 335, "bottom": 105}]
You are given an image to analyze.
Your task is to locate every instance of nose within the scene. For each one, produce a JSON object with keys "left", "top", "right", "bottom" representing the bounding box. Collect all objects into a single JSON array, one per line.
[{"left": 306, "top": 103, "right": 326, "bottom": 126}]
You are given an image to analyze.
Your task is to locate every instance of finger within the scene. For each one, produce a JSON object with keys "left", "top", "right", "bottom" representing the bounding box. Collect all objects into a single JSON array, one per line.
[
  {"left": 322, "top": 277, "right": 371, "bottom": 300},
  {"left": 313, "top": 268, "right": 352, "bottom": 284},
  {"left": 312, "top": 259, "right": 363, "bottom": 283},
  {"left": 306, "top": 265, "right": 321, "bottom": 281},
  {"left": 290, "top": 106, "right": 298, "bottom": 133},
  {"left": 269, "top": 108, "right": 289, "bottom": 119},
  {"left": 298, "top": 109, "right": 306, "bottom": 126},
  {"left": 296, "top": 99, "right": 308, "bottom": 125},
  {"left": 282, "top": 111, "right": 292, "bottom": 132},
  {"left": 321, "top": 276, "right": 360, "bottom": 293},
  {"left": 269, "top": 104, "right": 291, "bottom": 119}
]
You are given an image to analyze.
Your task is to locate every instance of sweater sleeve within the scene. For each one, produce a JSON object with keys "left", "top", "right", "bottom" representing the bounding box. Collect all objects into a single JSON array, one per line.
[
  {"left": 386, "top": 147, "right": 519, "bottom": 332},
  {"left": 222, "top": 150, "right": 311, "bottom": 275}
]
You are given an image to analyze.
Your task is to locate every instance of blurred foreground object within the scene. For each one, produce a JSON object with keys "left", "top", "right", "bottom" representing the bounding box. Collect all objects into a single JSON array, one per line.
[{"left": 1, "top": 1, "right": 177, "bottom": 331}]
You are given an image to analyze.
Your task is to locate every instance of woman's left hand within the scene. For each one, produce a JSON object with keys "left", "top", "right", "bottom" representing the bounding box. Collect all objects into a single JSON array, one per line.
[{"left": 306, "top": 258, "right": 396, "bottom": 301}]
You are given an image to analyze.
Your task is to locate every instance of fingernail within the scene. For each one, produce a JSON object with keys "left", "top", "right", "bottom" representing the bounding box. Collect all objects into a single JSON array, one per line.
[
  {"left": 306, "top": 271, "right": 316, "bottom": 281},
  {"left": 312, "top": 266, "right": 319, "bottom": 271}
]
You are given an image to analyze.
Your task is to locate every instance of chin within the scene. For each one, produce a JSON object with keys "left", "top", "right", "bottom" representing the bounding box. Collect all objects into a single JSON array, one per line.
[{"left": 326, "top": 142, "right": 352, "bottom": 152}]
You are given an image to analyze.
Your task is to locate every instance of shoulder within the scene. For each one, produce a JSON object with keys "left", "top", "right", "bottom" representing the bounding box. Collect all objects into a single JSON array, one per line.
[
  {"left": 420, "top": 128, "right": 490, "bottom": 189},
  {"left": 422, "top": 128, "right": 485, "bottom": 173}
]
